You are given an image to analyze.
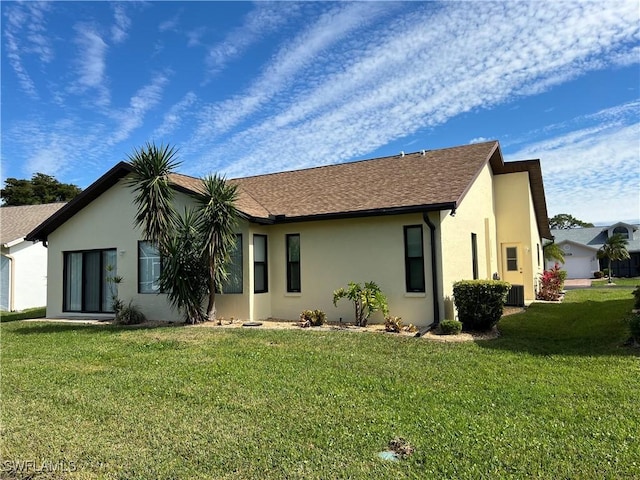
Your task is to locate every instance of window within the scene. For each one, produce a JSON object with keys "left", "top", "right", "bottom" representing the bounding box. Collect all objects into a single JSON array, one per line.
[
  {"left": 404, "top": 226, "right": 425, "bottom": 292},
  {"left": 63, "top": 249, "right": 116, "bottom": 313},
  {"left": 613, "top": 226, "right": 630, "bottom": 239},
  {"left": 254, "top": 235, "right": 268, "bottom": 293},
  {"left": 138, "top": 241, "right": 161, "bottom": 293},
  {"left": 506, "top": 247, "right": 518, "bottom": 271},
  {"left": 223, "top": 234, "right": 243, "bottom": 294},
  {"left": 286, "top": 234, "right": 301, "bottom": 292},
  {"left": 471, "top": 233, "right": 478, "bottom": 280}
]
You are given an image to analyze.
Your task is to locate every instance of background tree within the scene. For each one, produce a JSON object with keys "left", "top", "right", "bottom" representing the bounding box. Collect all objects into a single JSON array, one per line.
[
  {"left": 549, "top": 213, "right": 594, "bottom": 230},
  {"left": 127, "top": 142, "right": 239, "bottom": 324},
  {"left": 1, "top": 173, "right": 81, "bottom": 206},
  {"left": 597, "top": 233, "right": 630, "bottom": 284}
]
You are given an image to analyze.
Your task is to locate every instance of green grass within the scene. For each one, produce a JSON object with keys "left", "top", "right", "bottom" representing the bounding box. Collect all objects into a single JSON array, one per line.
[
  {"left": 0, "top": 306, "right": 46, "bottom": 322},
  {"left": 591, "top": 277, "right": 640, "bottom": 288},
  {"left": 1, "top": 290, "right": 639, "bottom": 479}
]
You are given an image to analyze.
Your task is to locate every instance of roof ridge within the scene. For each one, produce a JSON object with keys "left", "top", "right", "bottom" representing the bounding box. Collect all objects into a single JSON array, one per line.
[{"left": 232, "top": 141, "right": 499, "bottom": 181}]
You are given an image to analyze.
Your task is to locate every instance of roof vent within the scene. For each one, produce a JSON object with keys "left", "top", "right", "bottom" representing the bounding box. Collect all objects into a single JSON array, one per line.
[
  {"left": 400, "top": 151, "right": 405, "bottom": 157},
  {"left": 421, "top": 149, "right": 426, "bottom": 156}
]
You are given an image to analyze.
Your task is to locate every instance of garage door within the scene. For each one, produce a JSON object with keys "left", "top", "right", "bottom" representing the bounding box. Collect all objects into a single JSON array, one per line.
[{"left": 562, "top": 256, "right": 593, "bottom": 279}]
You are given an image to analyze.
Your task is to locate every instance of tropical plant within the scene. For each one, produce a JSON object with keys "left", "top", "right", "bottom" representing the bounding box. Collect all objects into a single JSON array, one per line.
[
  {"left": 537, "top": 263, "right": 564, "bottom": 301},
  {"left": 197, "top": 174, "right": 239, "bottom": 322},
  {"left": 543, "top": 242, "right": 565, "bottom": 264},
  {"left": 114, "top": 300, "right": 146, "bottom": 325},
  {"left": 127, "top": 142, "right": 180, "bottom": 250},
  {"left": 332, "top": 281, "right": 388, "bottom": 327},
  {"left": 597, "top": 233, "right": 630, "bottom": 284},
  {"left": 299, "top": 309, "right": 327, "bottom": 327},
  {"left": 159, "top": 208, "right": 209, "bottom": 324},
  {"left": 127, "top": 143, "right": 239, "bottom": 324},
  {"left": 384, "top": 315, "right": 403, "bottom": 332}
]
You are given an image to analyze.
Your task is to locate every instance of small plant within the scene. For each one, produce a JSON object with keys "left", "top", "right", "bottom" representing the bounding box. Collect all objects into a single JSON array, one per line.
[
  {"left": 632, "top": 286, "right": 640, "bottom": 310},
  {"left": 593, "top": 271, "right": 604, "bottom": 279},
  {"left": 114, "top": 300, "right": 146, "bottom": 325},
  {"left": 603, "top": 268, "right": 610, "bottom": 278},
  {"left": 299, "top": 309, "right": 326, "bottom": 327},
  {"left": 537, "top": 263, "right": 564, "bottom": 301},
  {"left": 333, "top": 281, "right": 388, "bottom": 327},
  {"left": 439, "top": 319, "right": 462, "bottom": 335},
  {"left": 384, "top": 316, "right": 403, "bottom": 333}
]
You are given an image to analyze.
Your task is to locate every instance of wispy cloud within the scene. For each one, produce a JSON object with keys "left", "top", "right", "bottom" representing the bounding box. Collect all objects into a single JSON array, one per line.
[
  {"left": 109, "top": 73, "right": 171, "bottom": 145},
  {"left": 205, "top": 2, "right": 301, "bottom": 75},
  {"left": 195, "top": 2, "right": 397, "bottom": 141},
  {"left": 185, "top": 1, "right": 638, "bottom": 178},
  {"left": 111, "top": 3, "right": 131, "bottom": 44},
  {"left": 71, "top": 23, "right": 110, "bottom": 107},
  {"left": 159, "top": 11, "right": 181, "bottom": 32},
  {"left": 152, "top": 92, "right": 197, "bottom": 139},
  {"left": 2, "top": 1, "right": 53, "bottom": 99}
]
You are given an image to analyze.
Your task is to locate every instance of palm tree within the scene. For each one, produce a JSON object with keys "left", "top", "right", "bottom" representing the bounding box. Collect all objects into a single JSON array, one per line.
[
  {"left": 126, "top": 142, "right": 180, "bottom": 249},
  {"left": 197, "top": 174, "right": 239, "bottom": 322},
  {"left": 159, "top": 208, "right": 208, "bottom": 324},
  {"left": 597, "top": 233, "right": 630, "bottom": 284},
  {"left": 543, "top": 242, "right": 565, "bottom": 264},
  {"left": 127, "top": 143, "right": 240, "bottom": 324}
]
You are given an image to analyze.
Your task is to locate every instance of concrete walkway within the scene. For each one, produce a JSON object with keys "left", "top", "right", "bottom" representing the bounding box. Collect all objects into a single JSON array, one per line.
[{"left": 563, "top": 278, "right": 592, "bottom": 289}]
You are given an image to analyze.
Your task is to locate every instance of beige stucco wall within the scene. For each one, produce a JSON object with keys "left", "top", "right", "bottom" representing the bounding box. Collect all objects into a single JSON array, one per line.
[
  {"left": 438, "top": 164, "right": 499, "bottom": 318},
  {"left": 238, "top": 214, "right": 436, "bottom": 326},
  {"left": 46, "top": 178, "right": 256, "bottom": 321},
  {"left": 494, "top": 171, "right": 543, "bottom": 301}
]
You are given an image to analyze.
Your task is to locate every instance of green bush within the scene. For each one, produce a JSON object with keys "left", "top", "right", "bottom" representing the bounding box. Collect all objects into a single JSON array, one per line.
[
  {"left": 593, "top": 271, "right": 604, "bottom": 279},
  {"left": 0, "top": 307, "right": 46, "bottom": 323},
  {"left": 299, "top": 309, "right": 326, "bottom": 327},
  {"left": 440, "top": 319, "right": 462, "bottom": 335},
  {"left": 453, "top": 280, "right": 511, "bottom": 331},
  {"left": 114, "top": 301, "right": 146, "bottom": 325},
  {"left": 632, "top": 286, "right": 640, "bottom": 310},
  {"left": 603, "top": 268, "right": 610, "bottom": 277},
  {"left": 333, "top": 281, "right": 388, "bottom": 327},
  {"left": 629, "top": 315, "right": 640, "bottom": 342}
]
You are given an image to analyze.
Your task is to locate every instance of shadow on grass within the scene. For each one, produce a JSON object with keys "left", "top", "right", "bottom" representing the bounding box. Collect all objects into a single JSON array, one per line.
[
  {"left": 7, "top": 321, "right": 182, "bottom": 336},
  {"left": 478, "top": 297, "right": 638, "bottom": 357}
]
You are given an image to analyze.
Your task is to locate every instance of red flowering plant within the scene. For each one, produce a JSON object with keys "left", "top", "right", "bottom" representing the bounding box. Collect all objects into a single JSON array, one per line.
[{"left": 537, "top": 263, "right": 566, "bottom": 301}]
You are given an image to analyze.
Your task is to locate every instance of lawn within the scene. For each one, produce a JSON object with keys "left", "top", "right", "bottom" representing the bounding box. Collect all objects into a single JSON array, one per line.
[{"left": 1, "top": 288, "right": 638, "bottom": 479}]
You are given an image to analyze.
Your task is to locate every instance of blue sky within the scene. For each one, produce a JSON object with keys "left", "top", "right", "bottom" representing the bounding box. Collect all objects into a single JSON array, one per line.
[{"left": 1, "top": 1, "right": 639, "bottom": 224}]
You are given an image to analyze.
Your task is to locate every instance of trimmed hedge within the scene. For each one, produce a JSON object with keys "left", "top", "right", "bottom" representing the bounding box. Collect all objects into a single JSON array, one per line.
[
  {"left": 453, "top": 280, "right": 511, "bottom": 331},
  {"left": 440, "top": 319, "right": 462, "bottom": 335}
]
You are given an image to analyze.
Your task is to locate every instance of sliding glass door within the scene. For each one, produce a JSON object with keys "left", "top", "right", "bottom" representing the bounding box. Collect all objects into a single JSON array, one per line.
[{"left": 63, "top": 249, "right": 116, "bottom": 313}]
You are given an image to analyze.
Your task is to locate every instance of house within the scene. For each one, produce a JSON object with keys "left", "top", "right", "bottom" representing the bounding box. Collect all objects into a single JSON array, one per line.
[
  {"left": 1, "top": 203, "right": 66, "bottom": 311},
  {"left": 26, "top": 141, "right": 551, "bottom": 326},
  {"left": 548, "top": 223, "right": 640, "bottom": 278}
]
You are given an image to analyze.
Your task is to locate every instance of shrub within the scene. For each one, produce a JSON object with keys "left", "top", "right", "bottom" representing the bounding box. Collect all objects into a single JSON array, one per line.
[
  {"left": 537, "top": 263, "right": 564, "bottom": 301},
  {"left": 632, "top": 286, "right": 640, "bottom": 310},
  {"left": 114, "top": 301, "right": 146, "bottom": 325},
  {"left": 593, "top": 271, "right": 604, "bottom": 279},
  {"left": 333, "top": 281, "right": 388, "bottom": 327},
  {"left": 440, "top": 319, "right": 462, "bottom": 335},
  {"left": 629, "top": 314, "right": 640, "bottom": 343},
  {"left": 299, "top": 309, "right": 326, "bottom": 327},
  {"left": 453, "top": 280, "right": 511, "bottom": 331},
  {"left": 603, "top": 268, "right": 610, "bottom": 277},
  {"left": 384, "top": 316, "right": 403, "bottom": 332},
  {"left": 0, "top": 307, "right": 46, "bottom": 323}
]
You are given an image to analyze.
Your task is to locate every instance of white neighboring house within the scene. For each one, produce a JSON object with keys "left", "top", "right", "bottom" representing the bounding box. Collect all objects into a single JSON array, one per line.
[
  {"left": 547, "top": 222, "right": 640, "bottom": 279},
  {"left": 0, "top": 203, "right": 66, "bottom": 311}
]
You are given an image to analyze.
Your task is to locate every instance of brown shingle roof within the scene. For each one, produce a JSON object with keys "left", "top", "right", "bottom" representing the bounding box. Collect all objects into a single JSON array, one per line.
[
  {"left": 1, "top": 203, "right": 66, "bottom": 245},
  {"left": 26, "top": 140, "right": 551, "bottom": 241},
  {"left": 231, "top": 141, "right": 499, "bottom": 219}
]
